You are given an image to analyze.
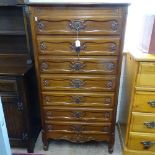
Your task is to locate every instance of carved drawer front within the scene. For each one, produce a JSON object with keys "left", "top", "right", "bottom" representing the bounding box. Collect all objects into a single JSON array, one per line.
[
  {"left": 42, "top": 91, "right": 115, "bottom": 108},
  {"left": 133, "top": 91, "right": 155, "bottom": 113},
  {"left": 0, "top": 79, "right": 17, "bottom": 92},
  {"left": 34, "top": 6, "right": 123, "bottom": 35},
  {"left": 45, "top": 121, "right": 112, "bottom": 134},
  {"left": 37, "top": 36, "right": 120, "bottom": 56},
  {"left": 128, "top": 132, "right": 155, "bottom": 152},
  {"left": 131, "top": 112, "right": 155, "bottom": 133},
  {"left": 136, "top": 62, "right": 155, "bottom": 89},
  {"left": 44, "top": 107, "right": 113, "bottom": 122},
  {"left": 41, "top": 74, "right": 116, "bottom": 91},
  {"left": 39, "top": 56, "right": 118, "bottom": 74}
]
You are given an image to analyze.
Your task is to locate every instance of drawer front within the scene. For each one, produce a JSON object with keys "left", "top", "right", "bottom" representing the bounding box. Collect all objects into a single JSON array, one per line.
[
  {"left": 34, "top": 7, "right": 123, "bottom": 35},
  {"left": 45, "top": 121, "right": 111, "bottom": 134},
  {"left": 39, "top": 56, "right": 118, "bottom": 74},
  {"left": 133, "top": 91, "right": 155, "bottom": 113},
  {"left": 42, "top": 91, "right": 115, "bottom": 108},
  {"left": 128, "top": 132, "right": 155, "bottom": 152},
  {"left": 44, "top": 107, "right": 113, "bottom": 122},
  {"left": 131, "top": 112, "right": 155, "bottom": 133},
  {"left": 37, "top": 36, "right": 120, "bottom": 56},
  {"left": 41, "top": 74, "right": 116, "bottom": 91},
  {"left": 0, "top": 79, "right": 17, "bottom": 92},
  {"left": 136, "top": 62, "right": 155, "bottom": 88}
]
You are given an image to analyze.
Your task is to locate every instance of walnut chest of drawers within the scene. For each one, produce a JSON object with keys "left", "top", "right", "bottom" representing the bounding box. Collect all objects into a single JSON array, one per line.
[
  {"left": 29, "top": 3, "right": 128, "bottom": 153},
  {"left": 118, "top": 51, "right": 155, "bottom": 155}
]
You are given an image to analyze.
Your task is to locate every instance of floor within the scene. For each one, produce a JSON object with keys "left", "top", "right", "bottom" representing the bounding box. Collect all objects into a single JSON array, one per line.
[{"left": 12, "top": 128, "right": 122, "bottom": 155}]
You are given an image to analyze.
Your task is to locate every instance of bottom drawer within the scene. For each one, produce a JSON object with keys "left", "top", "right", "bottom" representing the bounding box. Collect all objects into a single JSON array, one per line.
[
  {"left": 45, "top": 131, "right": 110, "bottom": 143},
  {"left": 128, "top": 132, "right": 155, "bottom": 152},
  {"left": 45, "top": 121, "right": 111, "bottom": 134}
]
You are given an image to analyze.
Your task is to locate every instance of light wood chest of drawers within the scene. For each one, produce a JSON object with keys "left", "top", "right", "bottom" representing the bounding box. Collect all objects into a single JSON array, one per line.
[
  {"left": 118, "top": 51, "right": 155, "bottom": 155},
  {"left": 29, "top": 3, "right": 128, "bottom": 153}
]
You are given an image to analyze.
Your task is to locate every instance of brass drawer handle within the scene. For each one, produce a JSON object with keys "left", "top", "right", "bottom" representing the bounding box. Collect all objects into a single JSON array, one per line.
[
  {"left": 103, "top": 112, "right": 111, "bottom": 119},
  {"left": 111, "top": 21, "right": 118, "bottom": 31},
  {"left": 70, "top": 125, "right": 85, "bottom": 133},
  {"left": 40, "top": 42, "right": 47, "bottom": 50},
  {"left": 70, "top": 61, "right": 85, "bottom": 71},
  {"left": 41, "top": 62, "right": 48, "bottom": 70},
  {"left": 102, "top": 126, "right": 110, "bottom": 132},
  {"left": 144, "top": 121, "right": 155, "bottom": 129},
  {"left": 148, "top": 100, "right": 155, "bottom": 107},
  {"left": 109, "top": 43, "right": 117, "bottom": 51},
  {"left": 43, "top": 80, "right": 49, "bottom": 87},
  {"left": 69, "top": 20, "right": 86, "bottom": 31},
  {"left": 104, "top": 97, "right": 112, "bottom": 104},
  {"left": 71, "top": 96, "right": 83, "bottom": 104},
  {"left": 37, "top": 21, "right": 45, "bottom": 30},
  {"left": 141, "top": 141, "right": 155, "bottom": 149},
  {"left": 71, "top": 111, "right": 85, "bottom": 119},
  {"left": 47, "top": 124, "right": 53, "bottom": 131},
  {"left": 70, "top": 79, "right": 85, "bottom": 88},
  {"left": 44, "top": 96, "right": 50, "bottom": 103},
  {"left": 106, "top": 63, "right": 115, "bottom": 71},
  {"left": 46, "top": 111, "right": 53, "bottom": 117},
  {"left": 106, "top": 81, "right": 113, "bottom": 88}
]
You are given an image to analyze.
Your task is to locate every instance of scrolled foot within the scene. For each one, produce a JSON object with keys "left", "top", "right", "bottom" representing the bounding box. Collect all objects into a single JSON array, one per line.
[
  {"left": 108, "top": 143, "right": 114, "bottom": 154},
  {"left": 43, "top": 144, "right": 48, "bottom": 151}
]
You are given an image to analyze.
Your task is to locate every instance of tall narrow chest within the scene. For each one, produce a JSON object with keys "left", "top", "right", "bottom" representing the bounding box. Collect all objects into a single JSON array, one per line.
[{"left": 29, "top": 3, "right": 128, "bottom": 153}]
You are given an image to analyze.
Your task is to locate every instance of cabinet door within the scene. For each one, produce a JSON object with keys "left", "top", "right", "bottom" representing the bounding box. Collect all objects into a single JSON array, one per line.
[{"left": 1, "top": 95, "right": 27, "bottom": 144}]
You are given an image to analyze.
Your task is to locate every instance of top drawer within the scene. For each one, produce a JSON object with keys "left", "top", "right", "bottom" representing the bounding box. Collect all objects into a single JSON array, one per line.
[
  {"left": 136, "top": 62, "right": 155, "bottom": 88},
  {"left": 32, "top": 6, "right": 124, "bottom": 35}
]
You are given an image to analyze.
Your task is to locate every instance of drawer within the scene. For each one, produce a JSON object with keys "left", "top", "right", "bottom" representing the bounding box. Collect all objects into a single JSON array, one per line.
[
  {"left": 41, "top": 74, "right": 116, "bottom": 91},
  {"left": 128, "top": 132, "right": 155, "bottom": 152},
  {"left": 39, "top": 56, "right": 118, "bottom": 74},
  {"left": 136, "top": 62, "right": 155, "bottom": 88},
  {"left": 42, "top": 91, "right": 115, "bottom": 108},
  {"left": 131, "top": 112, "right": 155, "bottom": 133},
  {"left": 0, "top": 79, "right": 17, "bottom": 92},
  {"left": 133, "top": 91, "right": 155, "bottom": 113},
  {"left": 43, "top": 107, "right": 113, "bottom": 122},
  {"left": 33, "top": 6, "right": 123, "bottom": 35},
  {"left": 45, "top": 121, "right": 112, "bottom": 134},
  {"left": 37, "top": 36, "right": 120, "bottom": 56}
]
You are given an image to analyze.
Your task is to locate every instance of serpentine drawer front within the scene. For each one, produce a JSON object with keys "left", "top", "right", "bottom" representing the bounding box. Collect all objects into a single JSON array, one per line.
[
  {"left": 42, "top": 91, "right": 115, "bottom": 108},
  {"left": 37, "top": 36, "right": 120, "bottom": 56},
  {"left": 29, "top": 3, "right": 128, "bottom": 153},
  {"left": 34, "top": 6, "right": 123, "bottom": 35}
]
